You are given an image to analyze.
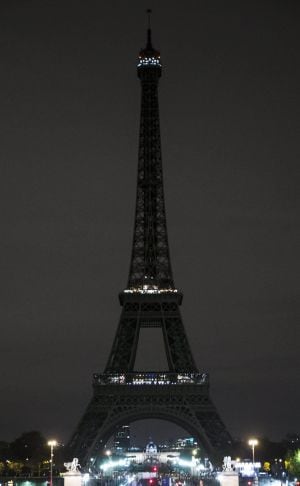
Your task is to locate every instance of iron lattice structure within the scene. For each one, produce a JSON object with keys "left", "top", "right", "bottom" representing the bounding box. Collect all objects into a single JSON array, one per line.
[{"left": 67, "top": 30, "right": 232, "bottom": 466}]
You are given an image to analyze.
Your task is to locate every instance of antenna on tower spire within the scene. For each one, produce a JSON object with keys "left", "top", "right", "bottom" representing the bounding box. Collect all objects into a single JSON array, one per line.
[
  {"left": 147, "top": 8, "right": 152, "bottom": 29},
  {"left": 146, "top": 8, "right": 153, "bottom": 49}
]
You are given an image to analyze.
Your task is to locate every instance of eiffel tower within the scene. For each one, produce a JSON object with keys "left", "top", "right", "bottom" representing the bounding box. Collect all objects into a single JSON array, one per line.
[{"left": 67, "top": 27, "right": 232, "bottom": 466}]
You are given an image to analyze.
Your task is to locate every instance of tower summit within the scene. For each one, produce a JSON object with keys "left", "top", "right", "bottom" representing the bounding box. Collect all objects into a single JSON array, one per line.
[
  {"left": 67, "top": 23, "right": 232, "bottom": 466},
  {"left": 127, "top": 25, "right": 173, "bottom": 292}
]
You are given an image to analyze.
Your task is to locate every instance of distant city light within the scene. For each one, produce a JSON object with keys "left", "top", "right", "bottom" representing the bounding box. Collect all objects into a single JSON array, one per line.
[
  {"left": 248, "top": 438, "right": 258, "bottom": 447},
  {"left": 47, "top": 440, "right": 57, "bottom": 447}
]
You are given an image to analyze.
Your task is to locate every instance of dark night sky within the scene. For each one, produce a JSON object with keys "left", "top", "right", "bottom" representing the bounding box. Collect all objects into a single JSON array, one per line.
[{"left": 0, "top": 1, "right": 299, "bottom": 447}]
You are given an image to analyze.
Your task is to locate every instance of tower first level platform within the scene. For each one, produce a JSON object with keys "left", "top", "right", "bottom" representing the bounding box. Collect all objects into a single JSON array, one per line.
[{"left": 68, "top": 370, "right": 232, "bottom": 465}]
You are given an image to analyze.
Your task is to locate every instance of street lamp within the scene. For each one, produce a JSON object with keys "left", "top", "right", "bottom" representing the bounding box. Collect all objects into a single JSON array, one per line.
[
  {"left": 248, "top": 439, "right": 258, "bottom": 465},
  {"left": 47, "top": 440, "right": 57, "bottom": 486}
]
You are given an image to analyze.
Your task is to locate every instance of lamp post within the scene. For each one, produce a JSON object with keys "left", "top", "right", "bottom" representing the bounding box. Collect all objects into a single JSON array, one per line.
[
  {"left": 48, "top": 440, "right": 57, "bottom": 486},
  {"left": 248, "top": 439, "right": 258, "bottom": 466}
]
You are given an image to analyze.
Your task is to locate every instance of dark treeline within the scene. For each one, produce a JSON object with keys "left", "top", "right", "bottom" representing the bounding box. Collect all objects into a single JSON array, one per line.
[
  {"left": 232, "top": 433, "right": 299, "bottom": 462},
  {"left": 0, "top": 431, "right": 64, "bottom": 477}
]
